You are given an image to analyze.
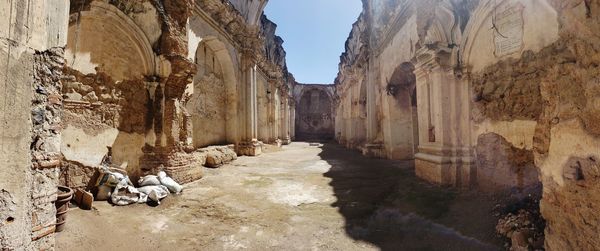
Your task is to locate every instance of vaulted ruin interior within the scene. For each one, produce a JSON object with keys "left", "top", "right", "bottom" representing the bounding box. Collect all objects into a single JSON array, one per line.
[{"left": 1, "top": 0, "right": 600, "bottom": 250}]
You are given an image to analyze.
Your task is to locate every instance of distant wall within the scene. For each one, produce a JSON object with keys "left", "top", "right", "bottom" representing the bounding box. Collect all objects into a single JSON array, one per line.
[{"left": 293, "top": 84, "right": 335, "bottom": 141}]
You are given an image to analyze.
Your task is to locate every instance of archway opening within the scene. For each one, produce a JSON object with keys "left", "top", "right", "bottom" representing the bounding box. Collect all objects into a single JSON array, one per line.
[
  {"left": 186, "top": 39, "right": 238, "bottom": 148},
  {"left": 60, "top": 2, "right": 157, "bottom": 185},
  {"left": 385, "top": 62, "right": 418, "bottom": 159}
]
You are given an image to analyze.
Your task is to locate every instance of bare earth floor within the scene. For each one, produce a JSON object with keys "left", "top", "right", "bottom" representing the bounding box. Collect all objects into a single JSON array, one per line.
[{"left": 56, "top": 143, "right": 503, "bottom": 251}]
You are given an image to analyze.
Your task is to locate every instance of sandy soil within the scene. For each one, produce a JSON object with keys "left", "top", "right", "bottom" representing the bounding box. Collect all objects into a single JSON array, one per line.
[{"left": 56, "top": 143, "right": 503, "bottom": 251}]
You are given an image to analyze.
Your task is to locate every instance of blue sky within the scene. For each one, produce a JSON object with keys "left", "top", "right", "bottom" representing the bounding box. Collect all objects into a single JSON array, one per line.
[{"left": 264, "top": 0, "right": 363, "bottom": 84}]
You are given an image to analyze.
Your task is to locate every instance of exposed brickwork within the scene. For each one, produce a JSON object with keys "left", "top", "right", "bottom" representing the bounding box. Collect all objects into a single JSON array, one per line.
[{"left": 29, "top": 47, "right": 66, "bottom": 250}]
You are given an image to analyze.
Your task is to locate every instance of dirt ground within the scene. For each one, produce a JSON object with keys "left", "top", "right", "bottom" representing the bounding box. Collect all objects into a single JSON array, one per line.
[{"left": 56, "top": 143, "right": 504, "bottom": 251}]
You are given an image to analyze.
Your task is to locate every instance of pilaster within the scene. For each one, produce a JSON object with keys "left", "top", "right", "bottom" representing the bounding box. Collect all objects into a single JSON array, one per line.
[
  {"left": 414, "top": 46, "right": 475, "bottom": 188},
  {"left": 238, "top": 52, "right": 263, "bottom": 155}
]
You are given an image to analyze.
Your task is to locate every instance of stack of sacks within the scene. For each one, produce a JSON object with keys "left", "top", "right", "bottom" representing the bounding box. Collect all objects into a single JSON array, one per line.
[
  {"left": 94, "top": 166, "right": 184, "bottom": 206},
  {"left": 136, "top": 171, "right": 184, "bottom": 205}
]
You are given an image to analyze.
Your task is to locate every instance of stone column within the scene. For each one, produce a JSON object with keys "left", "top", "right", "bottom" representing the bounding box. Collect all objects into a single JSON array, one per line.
[
  {"left": 268, "top": 80, "right": 277, "bottom": 143},
  {"left": 237, "top": 54, "right": 262, "bottom": 156},
  {"left": 138, "top": 0, "right": 204, "bottom": 184},
  {"left": 362, "top": 57, "right": 385, "bottom": 157},
  {"left": 274, "top": 87, "right": 281, "bottom": 145},
  {"left": 414, "top": 46, "right": 474, "bottom": 188},
  {"left": 290, "top": 100, "right": 296, "bottom": 140},
  {"left": 279, "top": 92, "right": 289, "bottom": 145},
  {"left": 344, "top": 93, "right": 354, "bottom": 147}
]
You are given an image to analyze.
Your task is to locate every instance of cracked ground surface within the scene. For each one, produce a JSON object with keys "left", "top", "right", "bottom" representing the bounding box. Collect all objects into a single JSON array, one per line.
[{"left": 56, "top": 143, "right": 502, "bottom": 251}]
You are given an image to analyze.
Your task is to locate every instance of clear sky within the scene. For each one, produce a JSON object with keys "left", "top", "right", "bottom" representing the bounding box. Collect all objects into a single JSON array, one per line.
[{"left": 264, "top": 0, "right": 363, "bottom": 84}]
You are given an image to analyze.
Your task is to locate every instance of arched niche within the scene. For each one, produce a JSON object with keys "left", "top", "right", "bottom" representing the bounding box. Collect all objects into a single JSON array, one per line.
[
  {"left": 422, "top": 1, "right": 459, "bottom": 47},
  {"left": 65, "top": 2, "right": 157, "bottom": 81},
  {"left": 296, "top": 88, "right": 335, "bottom": 140},
  {"left": 384, "top": 62, "right": 418, "bottom": 159},
  {"left": 460, "top": 0, "right": 559, "bottom": 73},
  {"left": 61, "top": 2, "right": 159, "bottom": 182},
  {"left": 186, "top": 37, "right": 239, "bottom": 148}
]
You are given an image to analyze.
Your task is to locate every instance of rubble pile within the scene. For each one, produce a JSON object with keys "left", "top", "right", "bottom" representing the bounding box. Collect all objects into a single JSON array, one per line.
[
  {"left": 194, "top": 145, "right": 238, "bottom": 168},
  {"left": 496, "top": 209, "right": 545, "bottom": 251}
]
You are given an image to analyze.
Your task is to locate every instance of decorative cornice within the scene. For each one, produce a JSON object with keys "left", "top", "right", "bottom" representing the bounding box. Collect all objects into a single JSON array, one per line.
[{"left": 196, "top": 0, "right": 286, "bottom": 81}]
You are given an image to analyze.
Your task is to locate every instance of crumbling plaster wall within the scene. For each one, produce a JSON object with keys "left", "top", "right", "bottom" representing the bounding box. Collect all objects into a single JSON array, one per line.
[
  {"left": 229, "top": 0, "right": 268, "bottom": 26},
  {"left": 464, "top": 0, "right": 560, "bottom": 192},
  {"left": 186, "top": 41, "right": 229, "bottom": 148},
  {"left": 335, "top": 0, "right": 600, "bottom": 248},
  {"left": 293, "top": 84, "right": 335, "bottom": 141},
  {"left": 0, "top": 0, "right": 69, "bottom": 249},
  {"left": 335, "top": 12, "right": 369, "bottom": 149},
  {"left": 62, "top": 0, "right": 163, "bottom": 184},
  {"left": 451, "top": 0, "right": 600, "bottom": 248},
  {"left": 187, "top": 14, "right": 244, "bottom": 147},
  {"left": 376, "top": 14, "right": 419, "bottom": 160}
]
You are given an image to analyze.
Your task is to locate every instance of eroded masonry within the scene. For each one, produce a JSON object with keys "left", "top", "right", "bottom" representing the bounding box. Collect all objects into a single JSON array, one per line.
[
  {"left": 1, "top": 0, "right": 599, "bottom": 250},
  {"left": 335, "top": 0, "right": 600, "bottom": 249}
]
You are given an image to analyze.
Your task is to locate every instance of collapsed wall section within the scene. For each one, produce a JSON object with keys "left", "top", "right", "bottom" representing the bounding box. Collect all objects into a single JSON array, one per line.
[
  {"left": 469, "top": 1, "right": 600, "bottom": 248},
  {"left": 0, "top": 0, "right": 69, "bottom": 249},
  {"left": 334, "top": 0, "right": 600, "bottom": 249}
]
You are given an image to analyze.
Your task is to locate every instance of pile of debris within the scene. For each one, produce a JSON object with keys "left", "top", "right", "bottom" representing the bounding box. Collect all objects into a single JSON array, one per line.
[
  {"left": 95, "top": 166, "right": 183, "bottom": 206},
  {"left": 496, "top": 209, "right": 545, "bottom": 250},
  {"left": 193, "top": 145, "right": 238, "bottom": 168}
]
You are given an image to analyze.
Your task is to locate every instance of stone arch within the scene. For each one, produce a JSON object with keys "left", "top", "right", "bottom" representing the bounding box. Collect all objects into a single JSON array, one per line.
[
  {"left": 455, "top": 0, "right": 553, "bottom": 190},
  {"left": 296, "top": 86, "right": 334, "bottom": 107},
  {"left": 66, "top": 1, "right": 157, "bottom": 80},
  {"left": 421, "top": 1, "right": 459, "bottom": 47},
  {"left": 384, "top": 62, "right": 419, "bottom": 159},
  {"left": 459, "top": 0, "right": 558, "bottom": 71},
  {"left": 186, "top": 37, "right": 239, "bottom": 148},
  {"left": 62, "top": 2, "right": 160, "bottom": 181}
]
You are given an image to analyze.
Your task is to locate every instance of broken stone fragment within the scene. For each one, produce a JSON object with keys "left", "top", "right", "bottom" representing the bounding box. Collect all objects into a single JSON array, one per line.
[
  {"left": 511, "top": 230, "right": 529, "bottom": 251},
  {"left": 204, "top": 146, "right": 237, "bottom": 168},
  {"left": 64, "top": 90, "right": 83, "bottom": 101},
  {"left": 63, "top": 81, "right": 81, "bottom": 91},
  {"left": 83, "top": 91, "right": 99, "bottom": 102},
  {"left": 31, "top": 107, "right": 45, "bottom": 125},
  {"left": 78, "top": 84, "right": 94, "bottom": 94}
]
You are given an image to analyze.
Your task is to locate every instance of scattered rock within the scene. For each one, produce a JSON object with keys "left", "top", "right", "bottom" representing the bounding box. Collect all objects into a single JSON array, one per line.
[
  {"left": 195, "top": 145, "right": 237, "bottom": 168},
  {"left": 496, "top": 209, "right": 545, "bottom": 251}
]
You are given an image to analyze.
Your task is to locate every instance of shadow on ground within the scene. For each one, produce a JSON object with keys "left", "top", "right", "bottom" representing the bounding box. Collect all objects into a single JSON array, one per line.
[{"left": 318, "top": 143, "right": 504, "bottom": 251}]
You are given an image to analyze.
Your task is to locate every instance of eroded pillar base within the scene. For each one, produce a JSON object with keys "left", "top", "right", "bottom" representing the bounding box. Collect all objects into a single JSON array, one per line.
[
  {"left": 237, "top": 140, "right": 263, "bottom": 156},
  {"left": 415, "top": 145, "right": 474, "bottom": 188},
  {"left": 361, "top": 143, "right": 386, "bottom": 158},
  {"left": 281, "top": 137, "right": 291, "bottom": 145},
  {"left": 140, "top": 147, "right": 204, "bottom": 184}
]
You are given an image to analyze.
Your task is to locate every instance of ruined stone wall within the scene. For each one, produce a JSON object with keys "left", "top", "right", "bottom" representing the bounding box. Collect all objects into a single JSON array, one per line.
[
  {"left": 2, "top": 0, "right": 294, "bottom": 247},
  {"left": 335, "top": 12, "right": 369, "bottom": 149},
  {"left": 463, "top": 0, "right": 600, "bottom": 248},
  {"left": 335, "top": 0, "right": 600, "bottom": 249},
  {"left": 0, "top": 0, "right": 69, "bottom": 249},
  {"left": 294, "top": 84, "right": 335, "bottom": 141},
  {"left": 187, "top": 42, "right": 228, "bottom": 148},
  {"left": 194, "top": 0, "right": 294, "bottom": 152},
  {"left": 61, "top": 0, "right": 163, "bottom": 185}
]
